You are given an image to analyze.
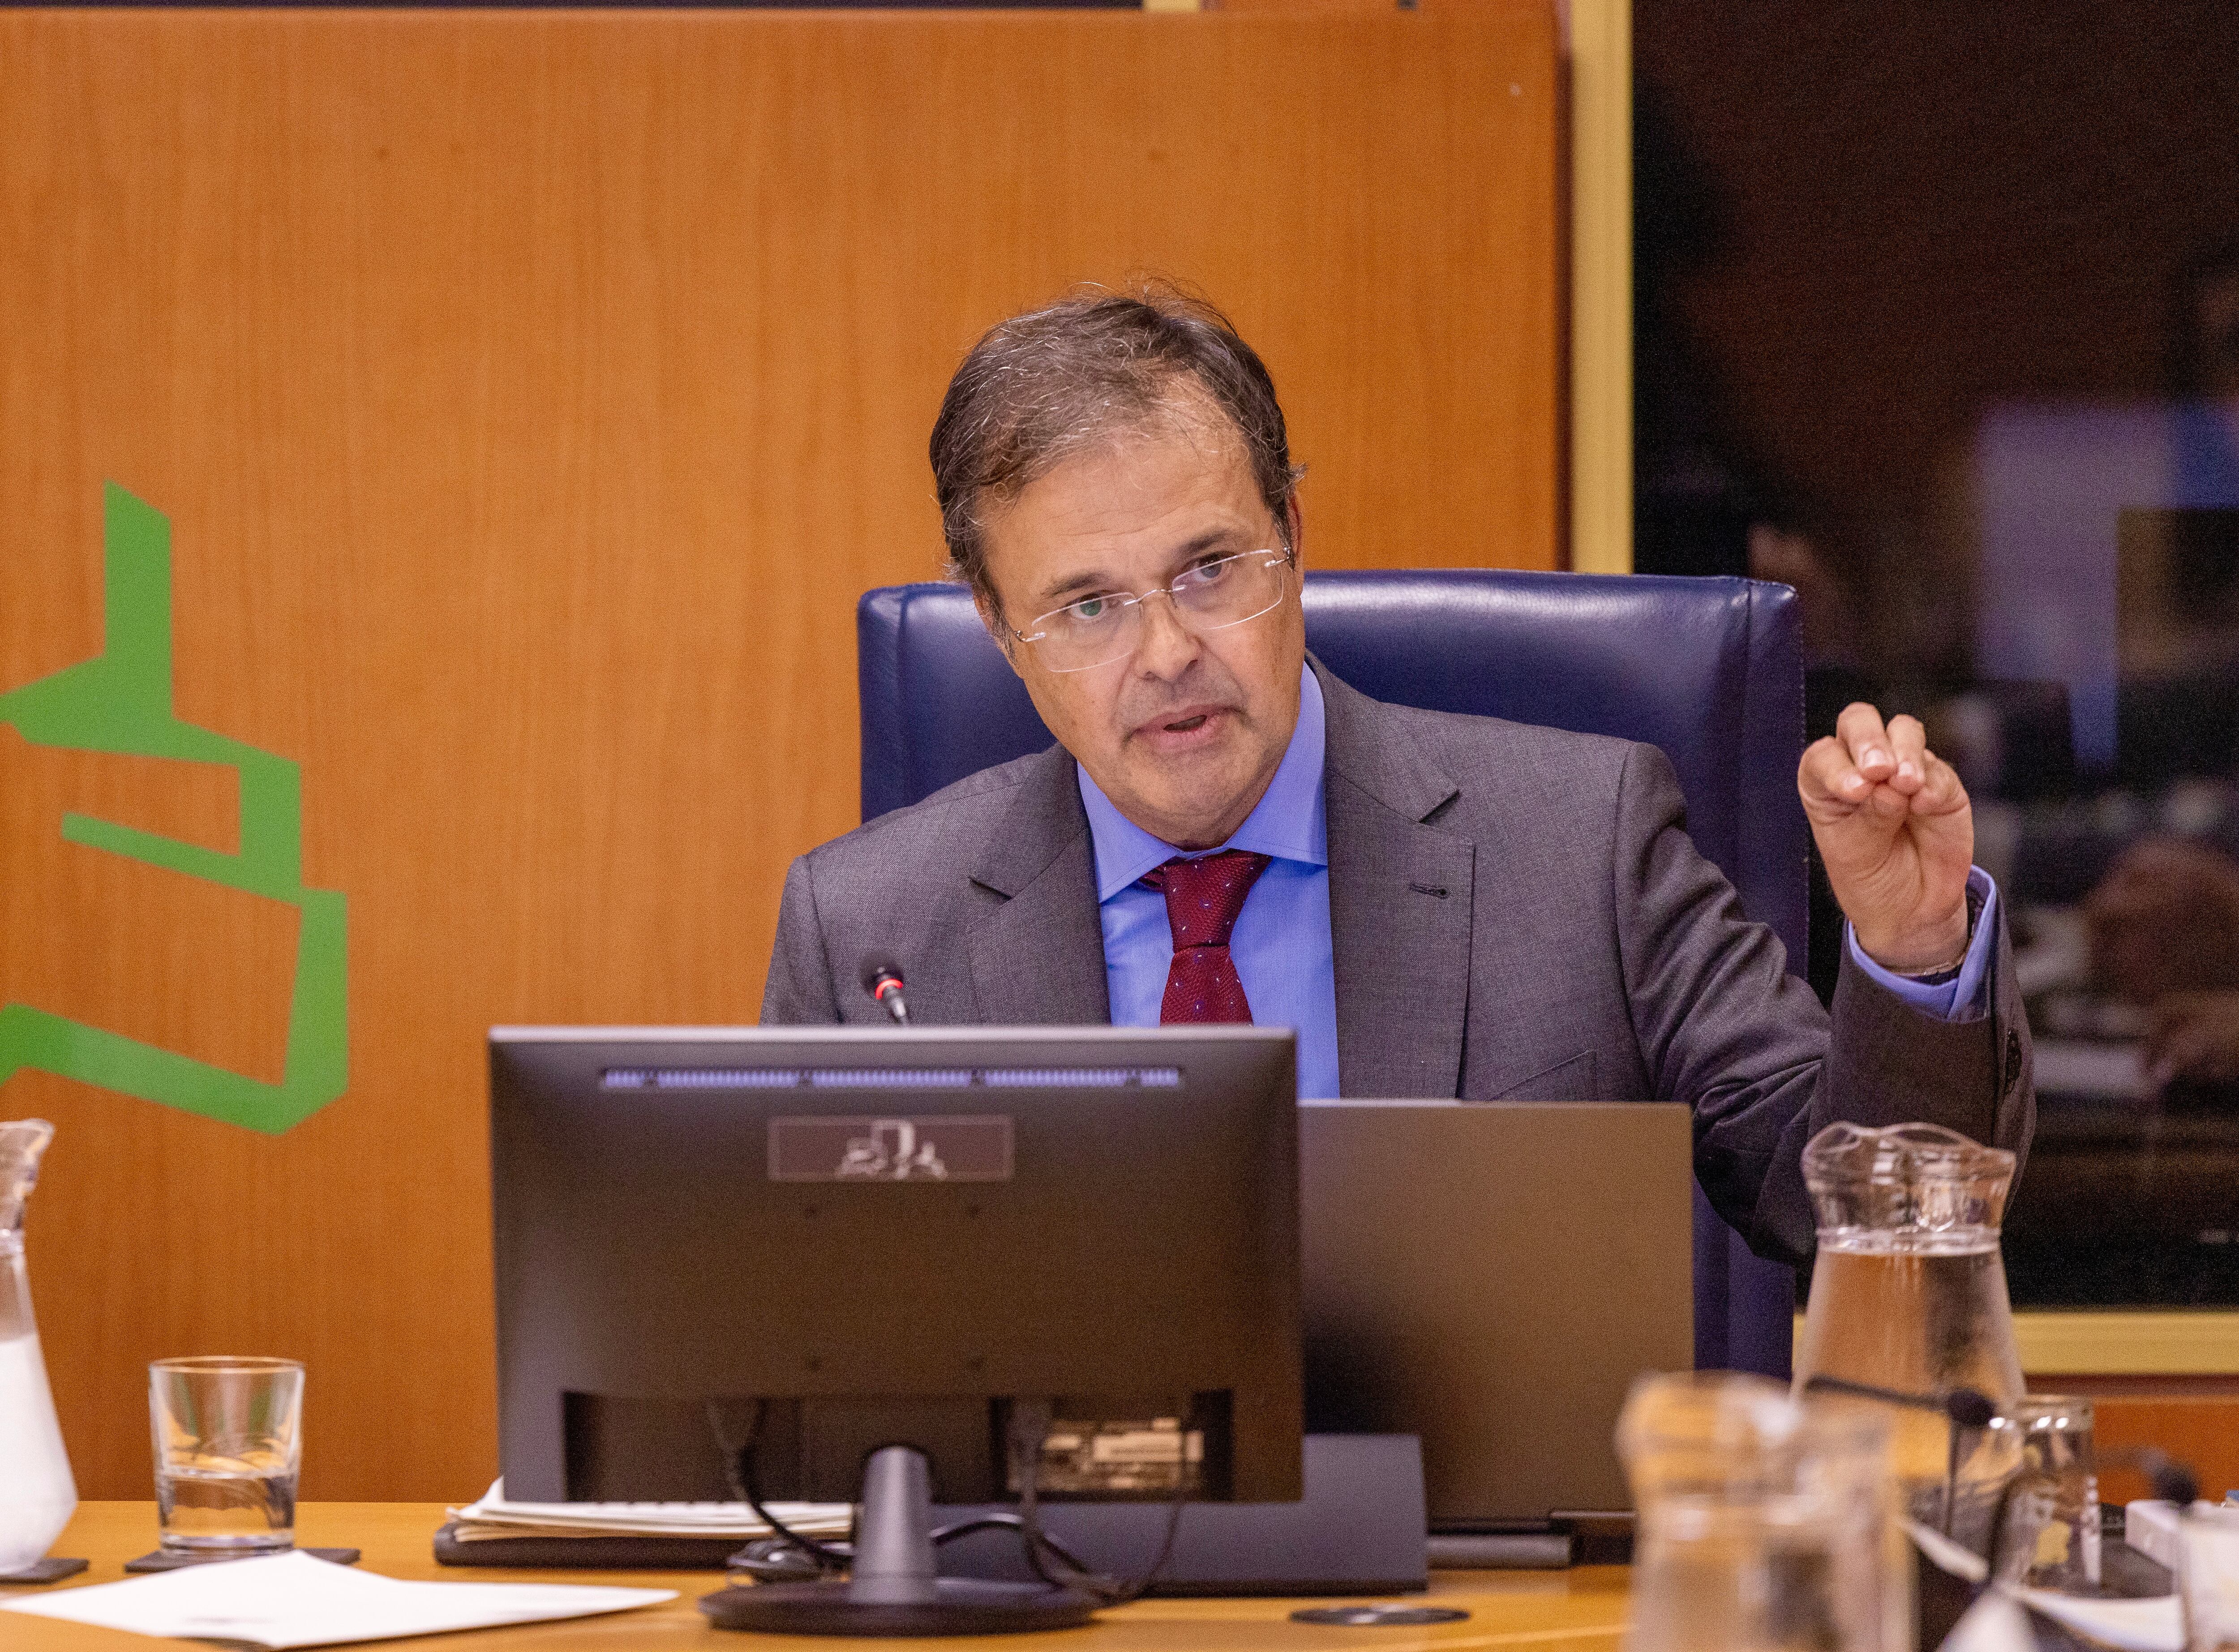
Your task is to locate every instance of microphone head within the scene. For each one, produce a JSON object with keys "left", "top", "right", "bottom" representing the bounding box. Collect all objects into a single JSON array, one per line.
[
  {"left": 2143, "top": 1450, "right": 2200, "bottom": 1508},
  {"left": 1944, "top": 1389, "right": 1996, "bottom": 1431},
  {"left": 858, "top": 953, "right": 905, "bottom": 995}
]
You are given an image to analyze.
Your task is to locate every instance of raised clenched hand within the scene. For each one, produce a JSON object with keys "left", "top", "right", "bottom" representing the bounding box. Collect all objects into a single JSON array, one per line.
[{"left": 1797, "top": 703, "right": 1973, "bottom": 973}]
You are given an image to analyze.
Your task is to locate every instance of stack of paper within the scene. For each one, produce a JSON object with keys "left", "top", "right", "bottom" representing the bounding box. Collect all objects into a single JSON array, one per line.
[
  {"left": 446, "top": 1479, "right": 853, "bottom": 1544},
  {"left": 0, "top": 1550, "right": 674, "bottom": 1649}
]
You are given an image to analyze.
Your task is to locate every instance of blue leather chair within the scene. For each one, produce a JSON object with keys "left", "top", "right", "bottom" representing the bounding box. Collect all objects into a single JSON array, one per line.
[{"left": 857, "top": 568, "right": 1804, "bottom": 1378}]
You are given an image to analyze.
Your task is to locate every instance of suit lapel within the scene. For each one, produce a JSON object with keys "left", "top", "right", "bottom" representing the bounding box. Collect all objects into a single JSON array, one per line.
[
  {"left": 1317, "top": 660, "right": 1477, "bottom": 1098},
  {"left": 965, "top": 747, "right": 1112, "bottom": 1025}
]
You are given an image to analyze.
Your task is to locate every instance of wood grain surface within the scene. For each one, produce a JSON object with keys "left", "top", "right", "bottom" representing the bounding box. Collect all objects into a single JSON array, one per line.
[
  {"left": 2029, "top": 1382, "right": 2239, "bottom": 1506},
  {"left": 0, "top": 7, "right": 1558, "bottom": 1499},
  {"left": 2, "top": 1505, "right": 1633, "bottom": 1652}
]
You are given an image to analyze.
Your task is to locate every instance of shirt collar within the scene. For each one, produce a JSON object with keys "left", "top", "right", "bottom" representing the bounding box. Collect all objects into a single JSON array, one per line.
[{"left": 1077, "top": 665, "right": 1328, "bottom": 901}]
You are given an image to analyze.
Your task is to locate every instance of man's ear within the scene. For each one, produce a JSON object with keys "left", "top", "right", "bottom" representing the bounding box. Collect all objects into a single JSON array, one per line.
[
  {"left": 973, "top": 589, "right": 1027, "bottom": 682},
  {"left": 1284, "top": 496, "right": 1304, "bottom": 570}
]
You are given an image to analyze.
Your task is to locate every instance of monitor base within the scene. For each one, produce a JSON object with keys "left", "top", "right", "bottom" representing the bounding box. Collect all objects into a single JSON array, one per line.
[
  {"left": 699, "top": 1578, "right": 1098, "bottom": 1637},
  {"left": 700, "top": 1443, "right": 1100, "bottom": 1637}
]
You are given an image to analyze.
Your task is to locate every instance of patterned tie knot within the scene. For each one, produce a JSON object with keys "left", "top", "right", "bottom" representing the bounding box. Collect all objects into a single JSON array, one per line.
[
  {"left": 1144, "top": 850, "right": 1271, "bottom": 950},
  {"left": 1142, "top": 849, "right": 1270, "bottom": 1025}
]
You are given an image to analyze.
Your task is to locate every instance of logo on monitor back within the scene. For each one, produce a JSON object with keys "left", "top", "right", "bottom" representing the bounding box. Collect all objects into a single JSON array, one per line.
[{"left": 768, "top": 1115, "right": 1014, "bottom": 1181}]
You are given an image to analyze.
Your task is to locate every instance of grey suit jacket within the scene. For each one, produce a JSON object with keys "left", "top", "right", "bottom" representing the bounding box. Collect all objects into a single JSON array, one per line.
[{"left": 762, "top": 659, "right": 2035, "bottom": 1266}]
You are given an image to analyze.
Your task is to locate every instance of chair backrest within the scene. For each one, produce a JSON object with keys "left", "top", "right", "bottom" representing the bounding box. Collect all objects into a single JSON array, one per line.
[{"left": 856, "top": 567, "right": 1804, "bottom": 1377}]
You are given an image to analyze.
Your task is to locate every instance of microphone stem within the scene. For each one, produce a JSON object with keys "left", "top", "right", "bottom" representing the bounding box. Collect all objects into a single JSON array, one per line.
[{"left": 1801, "top": 1374, "right": 1944, "bottom": 1413}]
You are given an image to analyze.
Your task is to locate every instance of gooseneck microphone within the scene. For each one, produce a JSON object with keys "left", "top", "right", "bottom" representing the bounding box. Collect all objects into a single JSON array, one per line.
[
  {"left": 858, "top": 954, "right": 910, "bottom": 1025},
  {"left": 1802, "top": 1377, "right": 1997, "bottom": 1538},
  {"left": 1801, "top": 1374, "right": 1995, "bottom": 1427}
]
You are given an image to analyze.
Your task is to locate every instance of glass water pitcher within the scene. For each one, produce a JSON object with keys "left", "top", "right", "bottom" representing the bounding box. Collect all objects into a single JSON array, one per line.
[
  {"left": 1791, "top": 1121, "right": 2024, "bottom": 1556},
  {"left": 0, "top": 1118, "right": 77, "bottom": 1573}
]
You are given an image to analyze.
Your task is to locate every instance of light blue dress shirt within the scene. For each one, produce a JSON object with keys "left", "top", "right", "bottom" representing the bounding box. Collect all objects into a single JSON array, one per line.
[
  {"left": 1079, "top": 667, "right": 1341, "bottom": 1099},
  {"left": 1847, "top": 867, "right": 2000, "bottom": 1017},
  {"left": 1079, "top": 665, "right": 1997, "bottom": 1099}
]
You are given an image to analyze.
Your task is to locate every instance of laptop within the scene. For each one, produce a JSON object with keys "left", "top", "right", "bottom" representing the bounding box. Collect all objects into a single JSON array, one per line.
[{"left": 1299, "top": 1100, "right": 1694, "bottom": 1529}]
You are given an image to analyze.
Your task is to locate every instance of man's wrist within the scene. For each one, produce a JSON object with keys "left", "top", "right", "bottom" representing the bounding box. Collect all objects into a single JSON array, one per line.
[
  {"left": 1856, "top": 899, "right": 1975, "bottom": 977},
  {"left": 1861, "top": 886, "right": 1983, "bottom": 980}
]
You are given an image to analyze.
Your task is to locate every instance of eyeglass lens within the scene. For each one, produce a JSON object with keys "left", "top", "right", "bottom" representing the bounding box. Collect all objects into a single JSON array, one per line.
[{"left": 1025, "top": 552, "right": 1290, "bottom": 673}]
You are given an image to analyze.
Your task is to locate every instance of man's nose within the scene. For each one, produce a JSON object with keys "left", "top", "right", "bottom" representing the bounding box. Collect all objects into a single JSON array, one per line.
[{"left": 1131, "top": 590, "right": 1201, "bottom": 678}]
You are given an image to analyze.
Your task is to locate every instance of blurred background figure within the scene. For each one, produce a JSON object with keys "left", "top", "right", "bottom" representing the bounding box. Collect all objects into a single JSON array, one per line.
[
  {"left": 2173, "top": 236, "right": 2239, "bottom": 404},
  {"left": 2090, "top": 835, "right": 2239, "bottom": 1090},
  {"left": 2086, "top": 837, "right": 2239, "bottom": 1017},
  {"left": 2145, "top": 991, "right": 2239, "bottom": 1090},
  {"left": 1634, "top": 2, "right": 2239, "bottom": 1304}
]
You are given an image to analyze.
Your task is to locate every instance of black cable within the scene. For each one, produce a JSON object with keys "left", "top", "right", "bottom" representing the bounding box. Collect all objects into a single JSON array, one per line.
[
  {"left": 1008, "top": 1399, "right": 1197, "bottom": 1607},
  {"left": 928, "top": 1513, "right": 1103, "bottom": 1579},
  {"left": 1110, "top": 1442, "right": 1196, "bottom": 1607},
  {"left": 724, "top": 1513, "right": 1108, "bottom": 1584},
  {"left": 705, "top": 1400, "right": 852, "bottom": 1573},
  {"left": 707, "top": 1397, "right": 1192, "bottom": 1597},
  {"left": 1011, "top": 1402, "right": 1115, "bottom": 1597}
]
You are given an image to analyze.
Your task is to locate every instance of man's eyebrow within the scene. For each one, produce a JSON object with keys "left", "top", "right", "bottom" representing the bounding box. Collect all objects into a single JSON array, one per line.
[
  {"left": 1162, "top": 529, "right": 1240, "bottom": 569},
  {"left": 1031, "top": 530, "right": 1240, "bottom": 606},
  {"left": 1036, "top": 567, "right": 1121, "bottom": 606}
]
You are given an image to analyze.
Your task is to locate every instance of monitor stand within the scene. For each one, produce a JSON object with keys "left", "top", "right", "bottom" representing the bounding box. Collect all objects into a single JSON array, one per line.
[{"left": 698, "top": 1445, "right": 1099, "bottom": 1637}]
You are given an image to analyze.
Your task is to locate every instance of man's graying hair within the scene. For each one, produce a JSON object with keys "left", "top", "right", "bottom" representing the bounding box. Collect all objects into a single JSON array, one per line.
[{"left": 931, "top": 285, "right": 1305, "bottom": 620}]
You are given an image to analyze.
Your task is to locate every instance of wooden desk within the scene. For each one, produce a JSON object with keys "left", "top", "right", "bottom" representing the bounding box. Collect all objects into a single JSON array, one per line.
[{"left": 5, "top": 1506, "right": 1630, "bottom": 1651}]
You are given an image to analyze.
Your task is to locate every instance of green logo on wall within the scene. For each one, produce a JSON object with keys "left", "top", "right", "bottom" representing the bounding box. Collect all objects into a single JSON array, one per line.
[{"left": 0, "top": 485, "right": 347, "bottom": 1133}]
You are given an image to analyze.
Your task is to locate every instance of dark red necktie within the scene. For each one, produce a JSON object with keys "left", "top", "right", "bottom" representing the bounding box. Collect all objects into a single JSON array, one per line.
[{"left": 1141, "top": 850, "right": 1272, "bottom": 1024}]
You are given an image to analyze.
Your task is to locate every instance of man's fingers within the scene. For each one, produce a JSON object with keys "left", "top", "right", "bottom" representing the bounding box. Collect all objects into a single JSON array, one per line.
[
  {"left": 1798, "top": 735, "right": 1871, "bottom": 807},
  {"left": 1909, "top": 751, "right": 1969, "bottom": 816},
  {"left": 1885, "top": 715, "right": 1929, "bottom": 790},
  {"left": 1835, "top": 702, "right": 1895, "bottom": 780},
  {"left": 1810, "top": 704, "right": 1967, "bottom": 812}
]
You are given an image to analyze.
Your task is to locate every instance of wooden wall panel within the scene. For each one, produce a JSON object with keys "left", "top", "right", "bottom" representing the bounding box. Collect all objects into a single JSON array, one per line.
[
  {"left": 0, "top": 7, "right": 1557, "bottom": 1498},
  {"left": 2028, "top": 1379, "right": 2239, "bottom": 1506}
]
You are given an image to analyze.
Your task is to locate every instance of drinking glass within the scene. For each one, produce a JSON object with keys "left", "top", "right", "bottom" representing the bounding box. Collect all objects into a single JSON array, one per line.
[
  {"left": 1618, "top": 1371, "right": 1909, "bottom": 1652},
  {"left": 149, "top": 1356, "right": 303, "bottom": 1553},
  {"left": 1990, "top": 1395, "right": 2101, "bottom": 1592}
]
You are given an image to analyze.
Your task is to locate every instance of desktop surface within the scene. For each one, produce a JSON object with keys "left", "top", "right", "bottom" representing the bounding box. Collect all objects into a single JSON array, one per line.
[{"left": 8, "top": 1505, "right": 1634, "bottom": 1652}]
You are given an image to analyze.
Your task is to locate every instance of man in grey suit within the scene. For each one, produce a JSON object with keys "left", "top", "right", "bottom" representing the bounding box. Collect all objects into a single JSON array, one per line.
[{"left": 763, "top": 289, "right": 2032, "bottom": 1267}]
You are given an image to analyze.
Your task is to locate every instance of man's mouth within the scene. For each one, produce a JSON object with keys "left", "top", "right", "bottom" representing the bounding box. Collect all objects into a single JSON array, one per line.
[{"left": 1132, "top": 704, "right": 1232, "bottom": 744}]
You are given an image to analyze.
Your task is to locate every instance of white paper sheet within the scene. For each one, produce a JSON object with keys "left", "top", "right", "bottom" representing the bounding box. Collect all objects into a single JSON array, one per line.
[
  {"left": 0, "top": 1549, "right": 675, "bottom": 1648},
  {"left": 2013, "top": 1588, "right": 2184, "bottom": 1652},
  {"left": 451, "top": 1477, "right": 850, "bottom": 1537},
  {"left": 1942, "top": 1592, "right": 2036, "bottom": 1652}
]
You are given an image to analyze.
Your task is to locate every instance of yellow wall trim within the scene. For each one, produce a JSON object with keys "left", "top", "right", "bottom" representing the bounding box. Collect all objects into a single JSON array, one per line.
[
  {"left": 2015, "top": 1313, "right": 2239, "bottom": 1377},
  {"left": 1567, "top": 0, "right": 1632, "bottom": 575},
  {"left": 1793, "top": 1312, "right": 2239, "bottom": 1378}
]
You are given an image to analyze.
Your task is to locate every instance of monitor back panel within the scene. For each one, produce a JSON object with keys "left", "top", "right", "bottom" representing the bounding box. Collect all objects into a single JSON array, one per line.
[
  {"left": 1300, "top": 1101, "right": 1694, "bottom": 1525},
  {"left": 490, "top": 1026, "right": 1301, "bottom": 1504}
]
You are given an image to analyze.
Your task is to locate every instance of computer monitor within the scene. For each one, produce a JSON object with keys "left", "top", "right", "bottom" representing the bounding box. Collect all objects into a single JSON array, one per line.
[{"left": 488, "top": 1024, "right": 1301, "bottom": 1627}]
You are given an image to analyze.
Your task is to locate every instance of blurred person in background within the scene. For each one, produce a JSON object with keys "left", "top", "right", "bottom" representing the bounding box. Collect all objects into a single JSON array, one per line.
[{"left": 2087, "top": 837, "right": 2239, "bottom": 1088}]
